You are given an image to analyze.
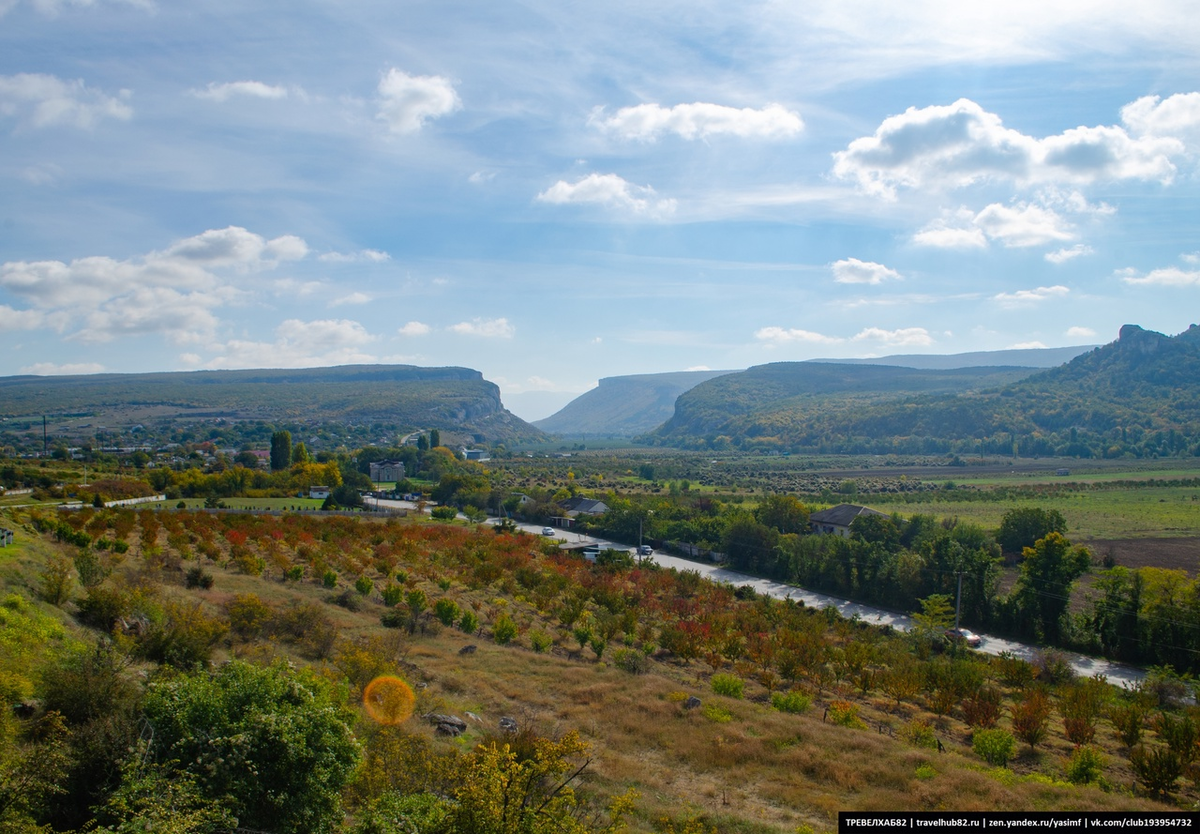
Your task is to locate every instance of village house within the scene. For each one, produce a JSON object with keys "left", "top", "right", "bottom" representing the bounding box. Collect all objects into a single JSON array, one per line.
[{"left": 809, "top": 503, "right": 888, "bottom": 537}]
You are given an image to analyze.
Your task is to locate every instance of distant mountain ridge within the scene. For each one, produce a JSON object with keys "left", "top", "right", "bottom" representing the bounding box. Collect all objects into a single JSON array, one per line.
[
  {"left": 534, "top": 369, "right": 737, "bottom": 436},
  {"left": 537, "top": 344, "right": 1096, "bottom": 438},
  {"left": 646, "top": 325, "right": 1200, "bottom": 458},
  {"left": 0, "top": 364, "right": 545, "bottom": 445},
  {"left": 807, "top": 344, "right": 1096, "bottom": 370}
]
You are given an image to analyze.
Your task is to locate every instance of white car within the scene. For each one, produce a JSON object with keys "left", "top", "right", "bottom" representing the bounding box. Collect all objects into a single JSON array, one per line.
[
  {"left": 945, "top": 627, "right": 982, "bottom": 648},
  {"left": 541, "top": 527, "right": 556, "bottom": 536}
]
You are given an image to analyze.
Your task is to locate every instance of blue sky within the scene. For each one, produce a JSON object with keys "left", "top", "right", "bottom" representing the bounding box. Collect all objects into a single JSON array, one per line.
[{"left": 2, "top": 0, "right": 1199, "bottom": 421}]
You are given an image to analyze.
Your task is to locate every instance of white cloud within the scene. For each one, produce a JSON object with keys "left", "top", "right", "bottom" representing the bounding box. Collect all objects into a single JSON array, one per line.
[
  {"left": 1066, "top": 326, "right": 1096, "bottom": 338},
  {"left": 0, "top": 304, "right": 50, "bottom": 330},
  {"left": 831, "top": 257, "right": 901, "bottom": 285},
  {"left": 331, "top": 292, "right": 371, "bottom": 306},
  {"left": 1122, "top": 267, "right": 1200, "bottom": 287},
  {"left": 20, "top": 361, "right": 104, "bottom": 375},
  {"left": 0, "top": 73, "right": 131, "bottom": 130},
  {"left": 398, "top": 321, "right": 431, "bottom": 337},
  {"left": 1182, "top": 252, "right": 1200, "bottom": 265},
  {"left": 449, "top": 317, "right": 515, "bottom": 338},
  {"left": 536, "top": 173, "right": 676, "bottom": 217},
  {"left": 974, "top": 202, "right": 1075, "bottom": 247},
  {"left": 912, "top": 222, "right": 988, "bottom": 249},
  {"left": 0, "top": 226, "right": 310, "bottom": 344},
  {"left": 1008, "top": 341, "right": 1048, "bottom": 349},
  {"left": 852, "top": 327, "right": 934, "bottom": 347},
  {"left": 203, "top": 319, "right": 376, "bottom": 369},
  {"left": 1121, "top": 92, "right": 1200, "bottom": 146},
  {"left": 191, "top": 81, "right": 290, "bottom": 102},
  {"left": 5, "top": 0, "right": 151, "bottom": 15},
  {"left": 376, "top": 69, "right": 460, "bottom": 134},
  {"left": 754, "top": 326, "right": 841, "bottom": 344},
  {"left": 833, "top": 97, "right": 1182, "bottom": 198},
  {"left": 1045, "top": 244, "right": 1093, "bottom": 264},
  {"left": 592, "top": 102, "right": 803, "bottom": 141},
  {"left": 992, "top": 285, "right": 1070, "bottom": 306},
  {"left": 318, "top": 249, "right": 390, "bottom": 263}
]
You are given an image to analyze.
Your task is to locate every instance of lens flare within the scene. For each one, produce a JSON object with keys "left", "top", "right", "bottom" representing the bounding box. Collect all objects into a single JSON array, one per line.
[{"left": 363, "top": 675, "right": 416, "bottom": 725}]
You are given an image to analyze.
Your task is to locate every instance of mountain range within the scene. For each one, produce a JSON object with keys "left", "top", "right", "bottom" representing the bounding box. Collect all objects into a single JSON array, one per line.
[{"left": 644, "top": 325, "right": 1200, "bottom": 457}]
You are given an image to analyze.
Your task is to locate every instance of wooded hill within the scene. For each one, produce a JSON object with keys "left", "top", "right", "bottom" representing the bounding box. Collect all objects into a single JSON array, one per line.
[
  {"left": 646, "top": 325, "right": 1200, "bottom": 459},
  {"left": 533, "top": 370, "right": 736, "bottom": 436},
  {"left": 0, "top": 365, "right": 545, "bottom": 447}
]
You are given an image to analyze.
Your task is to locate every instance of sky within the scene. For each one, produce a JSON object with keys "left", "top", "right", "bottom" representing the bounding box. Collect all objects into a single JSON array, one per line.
[{"left": 2, "top": 1, "right": 1199, "bottom": 422}]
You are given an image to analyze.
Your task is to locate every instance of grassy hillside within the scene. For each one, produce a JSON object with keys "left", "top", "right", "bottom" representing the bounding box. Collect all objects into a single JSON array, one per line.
[
  {"left": 0, "top": 505, "right": 1185, "bottom": 833},
  {"left": 535, "top": 370, "right": 738, "bottom": 437},
  {"left": 0, "top": 364, "right": 545, "bottom": 447},
  {"left": 649, "top": 326, "right": 1200, "bottom": 458},
  {"left": 648, "top": 363, "right": 1037, "bottom": 448}
]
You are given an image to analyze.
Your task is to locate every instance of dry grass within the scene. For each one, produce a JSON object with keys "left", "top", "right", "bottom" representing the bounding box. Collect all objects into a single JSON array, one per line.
[{"left": 3, "top": 507, "right": 1188, "bottom": 834}]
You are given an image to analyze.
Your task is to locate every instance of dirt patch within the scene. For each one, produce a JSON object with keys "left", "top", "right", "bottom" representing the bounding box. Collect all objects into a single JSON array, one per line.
[{"left": 1080, "top": 536, "right": 1200, "bottom": 576}]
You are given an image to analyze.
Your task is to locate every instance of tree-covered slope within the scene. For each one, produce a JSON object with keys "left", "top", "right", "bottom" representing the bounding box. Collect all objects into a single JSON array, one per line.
[
  {"left": 0, "top": 365, "right": 545, "bottom": 445},
  {"left": 533, "top": 370, "right": 737, "bottom": 436},
  {"left": 647, "top": 325, "right": 1200, "bottom": 457}
]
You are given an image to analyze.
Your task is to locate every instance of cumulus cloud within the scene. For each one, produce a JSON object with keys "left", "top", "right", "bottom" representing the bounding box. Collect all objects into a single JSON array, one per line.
[
  {"left": 1009, "top": 341, "right": 1048, "bottom": 349},
  {"left": 592, "top": 102, "right": 803, "bottom": 141},
  {"left": 852, "top": 327, "right": 934, "bottom": 347},
  {"left": 833, "top": 97, "right": 1182, "bottom": 198},
  {"left": 1066, "top": 326, "right": 1097, "bottom": 338},
  {"left": 20, "top": 361, "right": 105, "bottom": 375},
  {"left": 1045, "top": 244, "right": 1093, "bottom": 264},
  {"left": 191, "top": 80, "right": 290, "bottom": 102},
  {"left": 0, "top": 73, "right": 131, "bottom": 130},
  {"left": 914, "top": 202, "right": 1075, "bottom": 249},
  {"left": 449, "top": 317, "right": 515, "bottom": 338},
  {"left": 398, "top": 321, "right": 431, "bottom": 337},
  {"left": 1122, "top": 266, "right": 1200, "bottom": 287},
  {"left": 0, "top": 226, "right": 310, "bottom": 344},
  {"left": 992, "top": 285, "right": 1070, "bottom": 306},
  {"left": 376, "top": 69, "right": 460, "bottom": 134},
  {"left": 202, "top": 319, "right": 377, "bottom": 369},
  {"left": 832, "top": 258, "right": 901, "bottom": 285},
  {"left": 317, "top": 249, "right": 390, "bottom": 263},
  {"left": 536, "top": 173, "right": 676, "bottom": 217},
  {"left": 755, "top": 326, "right": 841, "bottom": 345},
  {"left": 1121, "top": 92, "right": 1200, "bottom": 146}
]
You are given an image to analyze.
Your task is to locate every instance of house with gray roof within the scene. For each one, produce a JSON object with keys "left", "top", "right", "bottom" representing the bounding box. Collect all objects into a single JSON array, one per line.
[{"left": 809, "top": 503, "right": 888, "bottom": 538}]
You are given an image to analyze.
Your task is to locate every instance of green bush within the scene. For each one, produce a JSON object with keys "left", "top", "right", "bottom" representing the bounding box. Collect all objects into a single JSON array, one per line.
[
  {"left": 770, "top": 690, "right": 812, "bottom": 714},
  {"left": 493, "top": 614, "right": 518, "bottom": 645},
  {"left": 142, "top": 660, "right": 361, "bottom": 834},
  {"left": 430, "top": 506, "right": 457, "bottom": 521},
  {"left": 459, "top": 610, "right": 479, "bottom": 635},
  {"left": 284, "top": 565, "right": 305, "bottom": 582},
  {"left": 710, "top": 673, "right": 744, "bottom": 699},
  {"left": 1066, "top": 745, "right": 1106, "bottom": 784},
  {"left": 614, "top": 647, "right": 648, "bottom": 674},
  {"left": 973, "top": 728, "right": 1016, "bottom": 767},
  {"left": 380, "top": 583, "right": 404, "bottom": 606},
  {"left": 530, "top": 631, "right": 553, "bottom": 653},
  {"left": 355, "top": 576, "right": 374, "bottom": 597},
  {"left": 827, "top": 700, "right": 866, "bottom": 729},
  {"left": 322, "top": 570, "right": 338, "bottom": 588},
  {"left": 433, "top": 598, "right": 460, "bottom": 626},
  {"left": 702, "top": 703, "right": 732, "bottom": 723}
]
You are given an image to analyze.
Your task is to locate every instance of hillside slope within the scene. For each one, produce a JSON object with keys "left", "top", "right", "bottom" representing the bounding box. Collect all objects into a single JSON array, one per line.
[
  {"left": 648, "top": 325, "right": 1200, "bottom": 457},
  {"left": 0, "top": 364, "right": 545, "bottom": 446},
  {"left": 808, "top": 344, "right": 1096, "bottom": 370},
  {"left": 534, "top": 369, "right": 737, "bottom": 436}
]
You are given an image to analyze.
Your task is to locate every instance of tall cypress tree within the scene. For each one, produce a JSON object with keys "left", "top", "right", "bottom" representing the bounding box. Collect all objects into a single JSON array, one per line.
[{"left": 270, "top": 430, "right": 292, "bottom": 471}]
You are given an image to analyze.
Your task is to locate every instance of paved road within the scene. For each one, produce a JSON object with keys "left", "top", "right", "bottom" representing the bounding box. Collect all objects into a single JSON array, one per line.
[{"left": 506, "top": 520, "right": 1149, "bottom": 691}]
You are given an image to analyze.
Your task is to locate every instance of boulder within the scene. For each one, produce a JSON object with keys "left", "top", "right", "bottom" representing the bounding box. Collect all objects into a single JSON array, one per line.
[{"left": 684, "top": 696, "right": 702, "bottom": 710}]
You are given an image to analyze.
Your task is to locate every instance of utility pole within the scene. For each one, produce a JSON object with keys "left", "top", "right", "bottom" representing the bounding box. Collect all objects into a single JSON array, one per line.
[{"left": 954, "top": 570, "right": 963, "bottom": 630}]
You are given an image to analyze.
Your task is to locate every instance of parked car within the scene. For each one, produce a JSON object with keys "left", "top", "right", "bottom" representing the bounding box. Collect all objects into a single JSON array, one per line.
[
  {"left": 541, "top": 526, "right": 555, "bottom": 536},
  {"left": 945, "top": 627, "right": 982, "bottom": 648},
  {"left": 637, "top": 545, "right": 653, "bottom": 556}
]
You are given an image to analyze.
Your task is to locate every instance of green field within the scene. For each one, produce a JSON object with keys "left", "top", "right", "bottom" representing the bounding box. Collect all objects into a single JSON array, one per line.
[{"left": 868, "top": 484, "right": 1200, "bottom": 539}]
